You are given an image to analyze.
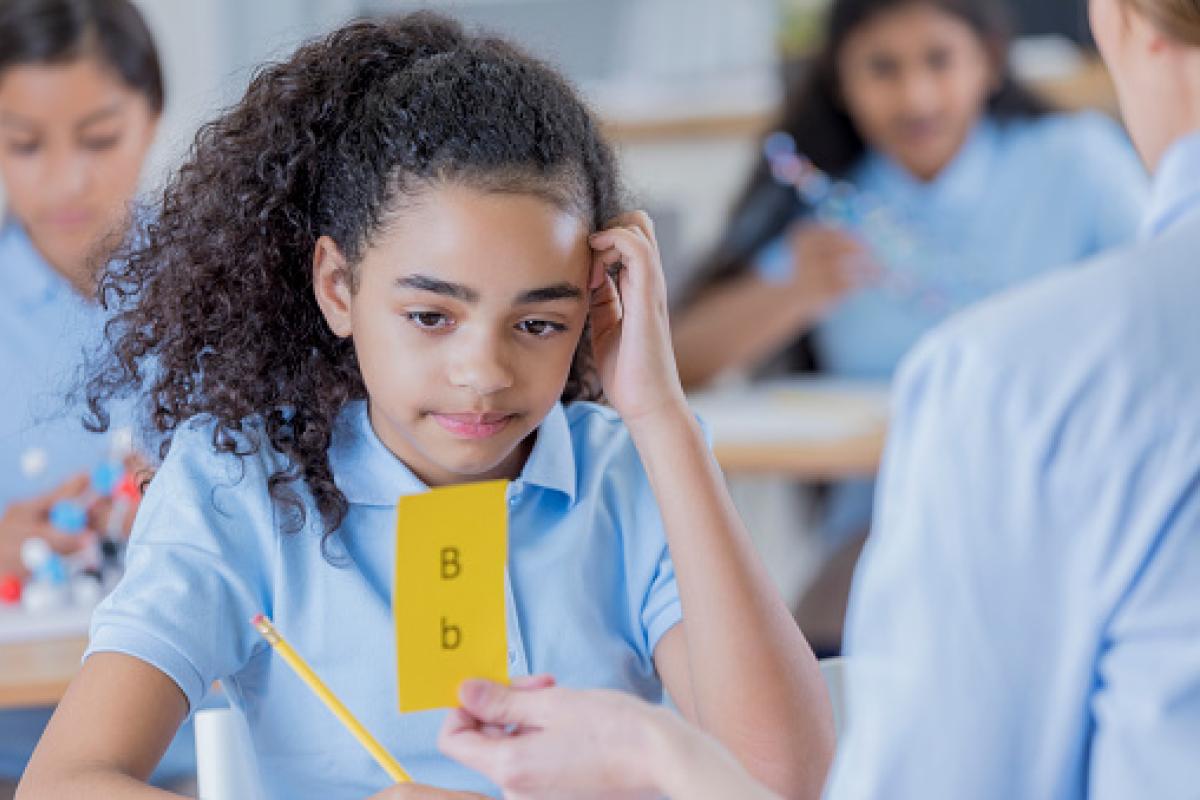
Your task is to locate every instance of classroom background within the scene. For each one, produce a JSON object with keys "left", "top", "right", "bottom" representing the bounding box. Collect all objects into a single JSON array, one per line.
[{"left": 0, "top": 1, "right": 1127, "bottom": 797}]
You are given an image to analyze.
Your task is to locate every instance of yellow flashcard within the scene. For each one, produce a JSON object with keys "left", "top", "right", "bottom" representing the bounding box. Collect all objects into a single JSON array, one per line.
[{"left": 394, "top": 480, "right": 509, "bottom": 713}]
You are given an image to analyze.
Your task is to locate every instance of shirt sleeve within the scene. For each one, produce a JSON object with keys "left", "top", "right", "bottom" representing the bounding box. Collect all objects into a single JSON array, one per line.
[{"left": 86, "top": 421, "right": 277, "bottom": 712}]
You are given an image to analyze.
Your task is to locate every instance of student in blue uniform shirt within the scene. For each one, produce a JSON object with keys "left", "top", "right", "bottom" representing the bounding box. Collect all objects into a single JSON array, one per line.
[
  {"left": 387, "top": 1, "right": 1200, "bottom": 797},
  {"left": 672, "top": 0, "right": 1150, "bottom": 650},
  {"left": 18, "top": 14, "right": 835, "bottom": 800},
  {"left": 0, "top": 0, "right": 196, "bottom": 793}
]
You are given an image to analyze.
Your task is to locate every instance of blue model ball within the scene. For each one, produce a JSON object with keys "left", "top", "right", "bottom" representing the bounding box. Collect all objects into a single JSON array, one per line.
[
  {"left": 49, "top": 501, "right": 88, "bottom": 534},
  {"left": 91, "top": 461, "right": 125, "bottom": 495}
]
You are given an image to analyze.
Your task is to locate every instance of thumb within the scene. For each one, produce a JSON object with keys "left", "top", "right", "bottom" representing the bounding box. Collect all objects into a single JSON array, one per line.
[{"left": 457, "top": 679, "right": 543, "bottom": 728}]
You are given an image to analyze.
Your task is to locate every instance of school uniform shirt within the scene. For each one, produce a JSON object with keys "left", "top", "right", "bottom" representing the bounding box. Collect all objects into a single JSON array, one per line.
[
  {"left": 0, "top": 219, "right": 121, "bottom": 508},
  {"left": 86, "top": 399, "right": 684, "bottom": 798},
  {"left": 825, "top": 130, "right": 1200, "bottom": 799},
  {"left": 757, "top": 111, "right": 1150, "bottom": 541}
]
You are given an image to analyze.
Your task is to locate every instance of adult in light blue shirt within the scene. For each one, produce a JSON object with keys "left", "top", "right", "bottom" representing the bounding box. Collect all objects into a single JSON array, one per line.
[
  {"left": 85, "top": 399, "right": 683, "bottom": 798},
  {"left": 827, "top": 1, "right": 1200, "bottom": 795}
]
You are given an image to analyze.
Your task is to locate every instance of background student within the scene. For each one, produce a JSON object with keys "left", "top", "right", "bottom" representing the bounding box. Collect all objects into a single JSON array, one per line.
[
  {"left": 672, "top": 0, "right": 1149, "bottom": 650},
  {"left": 0, "top": 0, "right": 196, "bottom": 795}
]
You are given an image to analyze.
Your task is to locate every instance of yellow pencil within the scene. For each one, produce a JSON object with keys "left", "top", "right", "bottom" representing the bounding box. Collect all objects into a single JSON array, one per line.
[{"left": 251, "top": 614, "right": 411, "bottom": 783}]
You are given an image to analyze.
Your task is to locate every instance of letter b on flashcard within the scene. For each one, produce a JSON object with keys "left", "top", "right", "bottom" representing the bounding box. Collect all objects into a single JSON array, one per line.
[{"left": 394, "top": 480, "right": 509, "bottom": 712}]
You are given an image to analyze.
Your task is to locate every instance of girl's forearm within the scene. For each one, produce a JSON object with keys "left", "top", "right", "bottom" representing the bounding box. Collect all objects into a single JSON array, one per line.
[
  {"left": 646, "top": 705, "right": 785, "bottom": 800},
  {"left": 672, "top": 275, "right": 824, "bottom": 389},
  {"left": 17, "top": 769, "right": 187, "bottom": 800},
  {"left": 628, "top": 408, "right": 835, "bottom": 798}
]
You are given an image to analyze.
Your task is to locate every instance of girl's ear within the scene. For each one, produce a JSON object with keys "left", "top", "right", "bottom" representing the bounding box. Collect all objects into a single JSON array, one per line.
[{"left": 312, "top": 235, "right": 354, "bottom": 338}]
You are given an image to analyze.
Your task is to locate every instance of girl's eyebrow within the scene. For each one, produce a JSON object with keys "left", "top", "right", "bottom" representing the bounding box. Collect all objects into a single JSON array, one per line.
[
  {"left": 395, "top": 274, "right": 583, "bottom": 305},
  {"left": 0, "top": 101, "right": 125, "bottom": 132},
  {"left": 515, "top": 282, "right": 583, "bottom": 305},
  {"left": 75, "top": 102, "right": 125, "bottom": 131},
  {"left": 395, "top": 274, "right": 480, "bottom": 302},
  {"left": 0, "top": 112, "right": 36, "bottom": 130}
]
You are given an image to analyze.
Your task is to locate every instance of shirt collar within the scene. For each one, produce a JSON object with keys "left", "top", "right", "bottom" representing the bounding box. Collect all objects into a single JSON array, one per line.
[
  {"left": 1141, "top": 129, "right": 1200, "bottom": 239},
  {"left": 329, "top": 400, "right": 577, "bottom": 506},
  {"left": 859, "top": 118, "right": 999, "bottom": 213}
]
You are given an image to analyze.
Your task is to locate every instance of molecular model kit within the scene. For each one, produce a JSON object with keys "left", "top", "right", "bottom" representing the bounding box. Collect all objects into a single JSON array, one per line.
[
  {"left": 761, "top": 131, "right": 990, "bottom": 317},
  {"left": 0, "top": 433, "right": 141, "bottom": 643}
]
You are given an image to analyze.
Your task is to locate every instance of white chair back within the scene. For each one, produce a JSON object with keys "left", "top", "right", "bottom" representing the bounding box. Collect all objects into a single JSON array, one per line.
[
  {"left": 195, "top": 706, "right": 265, "bottom": 800},
  {"left": 818, "top": 656, "right": 847, "bottom": 738}
]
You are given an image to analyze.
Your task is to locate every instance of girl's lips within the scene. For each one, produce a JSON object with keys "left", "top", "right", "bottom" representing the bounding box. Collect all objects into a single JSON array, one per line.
[
  {"left": 430, "top": 412, "right": 515, "bottom": 440},
  {"left": 42, "top": 209, "right": 96, "bottom": 228}
]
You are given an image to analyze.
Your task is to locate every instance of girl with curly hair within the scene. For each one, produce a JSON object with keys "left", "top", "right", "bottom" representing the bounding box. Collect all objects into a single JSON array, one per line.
[{"left": 18, "top": 12, "right": 834, "bottom": 800}]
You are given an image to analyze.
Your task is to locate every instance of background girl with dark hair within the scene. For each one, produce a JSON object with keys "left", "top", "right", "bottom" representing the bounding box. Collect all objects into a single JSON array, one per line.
[
  {"left": 671, "top": 0, "right": 1149, "bottom": 650},
  {"left": 675, "top": 0, "right": 1145, "bottom": 386},
  {"left": 0, "top": 0, "right": 183, "bottom": 794},
  {"left": 18, "top": 13, "right": 834, "bottom": 799}
]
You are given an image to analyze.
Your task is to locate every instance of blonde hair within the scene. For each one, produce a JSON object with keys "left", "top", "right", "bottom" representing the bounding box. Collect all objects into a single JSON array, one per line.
[{"left": 1122, "top": 0, "right": 1200, "bottom": 45}]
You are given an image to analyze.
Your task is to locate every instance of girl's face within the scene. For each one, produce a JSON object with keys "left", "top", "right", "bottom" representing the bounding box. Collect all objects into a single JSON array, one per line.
[
  {"left": 838, "top": 2, "right": 996, "bottom": 181},
  {"left": 0, "top": 57, "right": 158, "bottom": 278},
  {"left": 314, "top": 183, "right": 593, "bottom": 487}
]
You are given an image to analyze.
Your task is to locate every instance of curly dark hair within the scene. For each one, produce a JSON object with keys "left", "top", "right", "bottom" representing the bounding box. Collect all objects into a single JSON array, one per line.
[{"left": 86, "top": 12, "right": 624, "bottom": 537}]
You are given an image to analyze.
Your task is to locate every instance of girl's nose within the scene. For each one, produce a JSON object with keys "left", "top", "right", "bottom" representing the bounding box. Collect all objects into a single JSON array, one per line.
[{"left": 446, "top": 335, "right": 515, "bottom": 396}]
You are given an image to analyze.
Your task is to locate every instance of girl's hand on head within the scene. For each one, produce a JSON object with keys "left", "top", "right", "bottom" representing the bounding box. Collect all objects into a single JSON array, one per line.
[
  {"left": 588, "top": 211, "right": 688, "bottom": 428},
  {"left": 0, "top": 473, "right": 96, "bottom": 573},
  {"left": 785, "top": 223, "right": 878, "bottom": 318}
]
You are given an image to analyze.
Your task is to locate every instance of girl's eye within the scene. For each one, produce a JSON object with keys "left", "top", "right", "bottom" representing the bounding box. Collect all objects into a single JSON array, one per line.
[
  {"left": 867, "top": 56, "right": 899, "bottom": 79},
  {"left": 407, "top": 311, "right": 453, "bottom": 330},
  {"left": 6, "top": 140, "right": 38, "bottom": 156},
  {"left": 926, "top": 48, "right": 953, "bottom": 72},
  {"left": 81, "top": 134, "right": 121, "bottom": 152},
  {"left": 516, "top": 319, "right": 566, "bottom": 337}
]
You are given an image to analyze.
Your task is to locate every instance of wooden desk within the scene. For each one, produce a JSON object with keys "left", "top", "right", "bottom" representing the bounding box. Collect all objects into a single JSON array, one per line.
[
  {"left": 714, "top": 428, "right": 886, "bottom": 479},
  {"left": 693, "top": 379, "right": 890, "bottom": 480},
  {"left": 0, "top": 636, "right": 86, "bottom": 709}
]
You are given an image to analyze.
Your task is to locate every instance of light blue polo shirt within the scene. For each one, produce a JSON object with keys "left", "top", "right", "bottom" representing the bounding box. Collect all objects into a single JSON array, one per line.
[
  {"left": 87, "top": 399, "right": 683, "bottom": 798},
  {"left": 0, "top": 219, "right": 119, "bottom": 505}
]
